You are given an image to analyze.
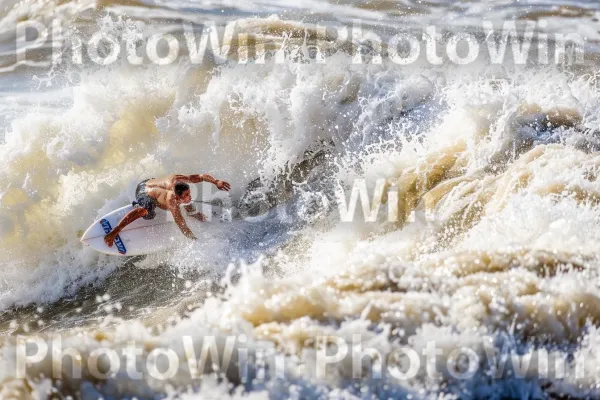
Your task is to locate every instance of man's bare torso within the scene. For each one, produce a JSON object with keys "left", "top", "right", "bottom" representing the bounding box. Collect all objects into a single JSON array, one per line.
[{"left": 144, "top": 175, "right": 187, "bottom": 210}]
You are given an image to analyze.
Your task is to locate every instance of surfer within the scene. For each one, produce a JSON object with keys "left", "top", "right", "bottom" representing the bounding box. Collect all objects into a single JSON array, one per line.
[{"left": 104, "top": 174, "right": 231, "bottom": 247}]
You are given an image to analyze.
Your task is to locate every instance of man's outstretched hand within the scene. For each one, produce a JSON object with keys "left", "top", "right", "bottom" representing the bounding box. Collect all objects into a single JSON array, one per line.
[
  {"left": 216, "top": 180, "right": 231, "bottom": 191},
  {"left": 190, "top": 212, "right": 208, "bottom": 222}
]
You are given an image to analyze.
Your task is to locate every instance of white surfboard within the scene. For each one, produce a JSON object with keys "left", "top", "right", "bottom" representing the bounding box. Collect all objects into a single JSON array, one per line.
[{"left": 80, "top": 204, "right": 232, "bottom": 256}]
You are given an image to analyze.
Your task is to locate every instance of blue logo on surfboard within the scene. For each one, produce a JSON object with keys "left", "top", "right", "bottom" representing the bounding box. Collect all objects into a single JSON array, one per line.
[{"left": 100, "top": 219, "right": 127, "bottom": 255}]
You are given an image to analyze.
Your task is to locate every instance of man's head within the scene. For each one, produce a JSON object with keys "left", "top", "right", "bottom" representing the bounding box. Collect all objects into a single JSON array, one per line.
[{"left": 174, "top": 183, "right": 192, "bottom": 204}]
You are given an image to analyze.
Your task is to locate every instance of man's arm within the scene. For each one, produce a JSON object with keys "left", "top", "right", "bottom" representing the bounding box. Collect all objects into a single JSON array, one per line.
[
  {"left": 174, "top": 174, "right": 231, "bottom": 191},
  {"left": 174, "top": 174, "right": 216, "bottom": 184},
  {"left": 171, "top": 206, "right": 197, "bottom": 240}
]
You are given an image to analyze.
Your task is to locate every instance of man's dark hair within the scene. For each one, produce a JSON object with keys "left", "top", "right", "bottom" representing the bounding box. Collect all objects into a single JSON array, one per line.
[{"left": 174, "top": 183, "right": 190, "bottom": 197}]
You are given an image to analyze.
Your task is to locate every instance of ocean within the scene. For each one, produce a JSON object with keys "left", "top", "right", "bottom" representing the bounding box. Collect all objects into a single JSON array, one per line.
[{"left": 0, "top": 0, "right": 600, "bottom": 398}]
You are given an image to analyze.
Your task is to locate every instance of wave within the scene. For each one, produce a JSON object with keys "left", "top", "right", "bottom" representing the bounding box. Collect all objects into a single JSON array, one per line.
[{"left": 2, "top": 12, "right": 600, "bottom": 399}]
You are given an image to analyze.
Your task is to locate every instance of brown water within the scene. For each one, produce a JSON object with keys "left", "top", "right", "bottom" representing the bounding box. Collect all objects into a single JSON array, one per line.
[{"left": 1, "top": 0, "right": 600, "bottom": 399}]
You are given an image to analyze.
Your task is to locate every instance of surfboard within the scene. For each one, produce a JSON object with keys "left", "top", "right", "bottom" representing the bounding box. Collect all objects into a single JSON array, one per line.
[{"left": 80, "top": 204, "right": 232, "bottom": 256}]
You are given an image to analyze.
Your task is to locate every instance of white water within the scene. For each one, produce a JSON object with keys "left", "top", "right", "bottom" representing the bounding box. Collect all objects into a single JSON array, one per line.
[{"left": 1, "top": 1, "right": 600, "bottom": 398}]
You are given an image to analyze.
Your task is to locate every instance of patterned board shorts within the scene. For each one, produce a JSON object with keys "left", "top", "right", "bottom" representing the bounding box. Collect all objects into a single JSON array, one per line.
[{"left": 134, "top": 179, "right": 157, "bottom": 220}]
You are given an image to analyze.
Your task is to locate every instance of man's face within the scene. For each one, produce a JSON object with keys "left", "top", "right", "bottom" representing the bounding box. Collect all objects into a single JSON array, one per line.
[{"left": 180, "top": 189, "right": 192, "bottom": 204}]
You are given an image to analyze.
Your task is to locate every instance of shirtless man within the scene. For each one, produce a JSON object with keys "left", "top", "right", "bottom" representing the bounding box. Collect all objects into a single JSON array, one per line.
[{"left": 104, "top": 174, "right": 231, "bottom": 247}]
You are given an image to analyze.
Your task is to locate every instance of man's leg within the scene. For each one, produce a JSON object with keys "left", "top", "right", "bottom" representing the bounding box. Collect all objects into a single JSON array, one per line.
[{"left": 104, "top": 207, "right": 148, "bottom": 247}]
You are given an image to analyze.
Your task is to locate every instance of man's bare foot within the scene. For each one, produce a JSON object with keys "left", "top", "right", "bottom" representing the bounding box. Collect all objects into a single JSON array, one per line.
[{"left": 104, "top": 232, "right": 116, "bottom": 247}]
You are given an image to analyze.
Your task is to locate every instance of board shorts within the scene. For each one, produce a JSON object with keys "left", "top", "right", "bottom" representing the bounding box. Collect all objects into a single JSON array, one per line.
[{"left": 133, "top": 179, "right": 158, "bottom": 220}]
